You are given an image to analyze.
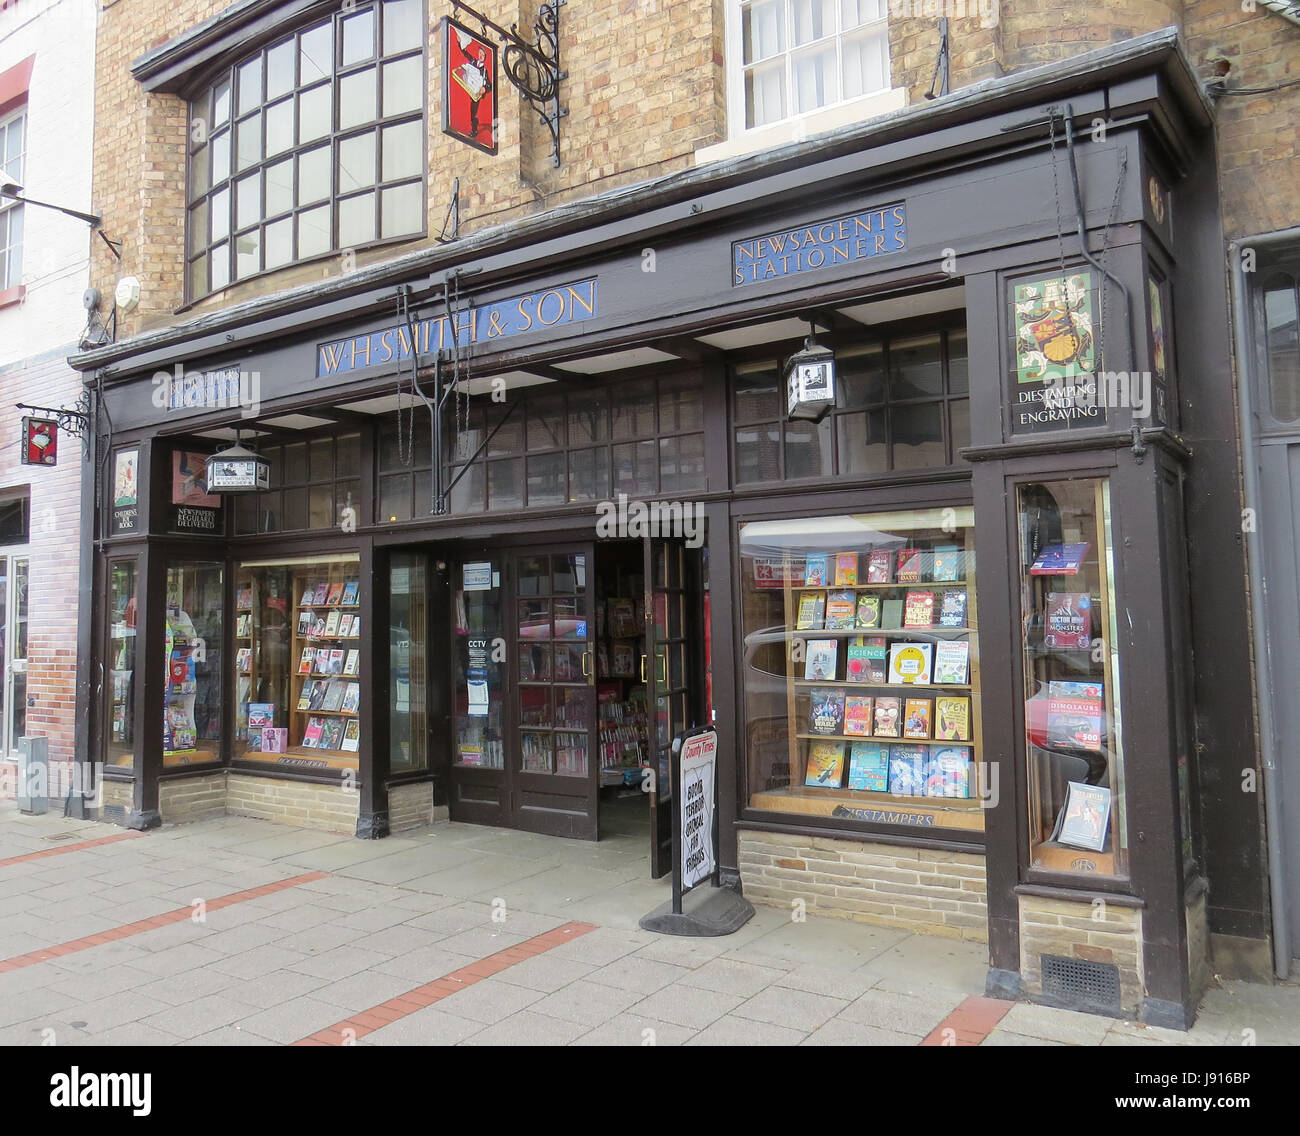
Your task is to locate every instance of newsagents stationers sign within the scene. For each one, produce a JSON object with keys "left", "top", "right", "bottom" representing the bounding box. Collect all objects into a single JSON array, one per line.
[{"left": 732, "top": 204, "right": 908, "bottom": 286}]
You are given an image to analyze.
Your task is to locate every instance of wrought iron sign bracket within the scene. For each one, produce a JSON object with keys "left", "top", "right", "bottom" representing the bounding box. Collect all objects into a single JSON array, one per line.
[
  {"left": 16, "top": 392, "right": 94, "bottom": 458},
  {"left": 452, "top": 0, "right": 568, "bottom": 167}
]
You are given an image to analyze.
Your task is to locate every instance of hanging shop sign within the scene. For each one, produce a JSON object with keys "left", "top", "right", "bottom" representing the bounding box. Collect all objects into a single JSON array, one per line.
[
  {"left": 442, "top": 17, "right": 497, "bottom": 155},
  {"left": 20, "top": 418, "right": 58, "bottom": 465},
  {"left": 732, "top": 204, "right": 907, "bottom": 286},
  {"left": 111, "top": 448, "right": 140, "bottom": 535},
  {"left": 170, "top": 450, "right": 223, "bottom": 534},
  {"left": 317, "top": 278, "right": 598, "bottom": 377},
  {"left": 1010, "top": 270, "right": 1108, "bottom": 435}
]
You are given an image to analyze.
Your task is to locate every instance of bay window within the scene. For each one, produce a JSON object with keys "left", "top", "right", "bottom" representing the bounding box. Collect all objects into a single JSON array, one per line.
[{"left": 185, "top": 0, "right": 426, "bottom": 300}]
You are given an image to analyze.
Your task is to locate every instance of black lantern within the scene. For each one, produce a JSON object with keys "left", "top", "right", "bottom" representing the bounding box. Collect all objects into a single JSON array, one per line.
[
  {"left": 784, "top": 332, "right": 837, "bottom": 421},
  {"left": 205, "top": 437, "right": 270, "bottom": 494}
]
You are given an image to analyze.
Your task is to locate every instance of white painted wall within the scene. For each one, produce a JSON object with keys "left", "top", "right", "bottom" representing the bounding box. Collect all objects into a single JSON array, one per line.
[{"left": 0, "top": 0, "right": 96, "bottom": 366}]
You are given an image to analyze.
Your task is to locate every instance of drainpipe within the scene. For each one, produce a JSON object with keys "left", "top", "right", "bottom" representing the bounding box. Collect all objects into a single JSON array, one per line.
[{"left": 1229, "top": 226, "right": 1300, "bottom": 978}]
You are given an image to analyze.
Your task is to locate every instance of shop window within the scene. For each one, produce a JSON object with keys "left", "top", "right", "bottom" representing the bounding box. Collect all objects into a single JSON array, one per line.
[
  {"left": 235, "top": 556, "right": 362, "bottom": 772},
  {"left": 164, "top": 563, "right": 224, "bottom": 766},
  {"left": 0, "top": 490, "right": 29, "bottom": 544},
  {"left": 107, "top": 561, "right": 139, "bottom": 770},
  {"left": 378, "top": 373, "right": 705, "bottom": 519},
  {"left": 1017, "top": 478, "right": 1128, "bottom": 878},
  {"left": 0, "top": 107, "right": 25, "bottom": 291},
  {"left": 740, "top": 507, "right": 984, "bottom": 832},
  {"left": 733, "top": 0, "right": 890, "bottom": 131},
  {"left": 185, "top": 0, "right": 426, "bottom": 300},
  {"left": 733, "top": 328, "right": 968, "bottom": 483},
  {"left": 1264, "top": 272, "right": 1300, "bottom": 424},
  {"left": 235, "top": 432, "right": 360, "bottom": 534},
  {"left": 390, "top": 553, "right": 427, "bottom": 772}
]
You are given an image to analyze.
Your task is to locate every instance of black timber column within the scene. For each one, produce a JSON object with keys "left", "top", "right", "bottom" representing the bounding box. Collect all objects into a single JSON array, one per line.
[
  {"left": 972, "top": 457, "right": 1023, "bottom": 994},
  {"left": 131, "top": 543, "right": 165, "bottom": 830},
  {"left": 705, "top": 500, "right": 739, "bottom": 889},
  {"left": 357, "top": 537, "right": 390, "bottom": 838},
  {"left": 1112, "top": 450, "right": 1195, "bottom": 1025},
  {"left": 963, "top": 269, "right": 1022, "bottom": 989}
]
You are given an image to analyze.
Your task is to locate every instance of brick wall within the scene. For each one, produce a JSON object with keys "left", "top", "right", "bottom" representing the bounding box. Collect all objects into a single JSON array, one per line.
[
  {"left": 89, "top": 1, "right": 1297, "bottom": 333},
  {"left": 738, "top": 828, "right": 988, "bottom": 942},
  {"left": 0, "top": 349, "right": 83, "bottom": 765},
  {"left": 1186, "top": 0, "right": 1300, "bottom": 241},
  {"left": 225, "top": 772, "right": 359, "bottom": 833},
  {"left": 158, "top": 771, "right": 226, "bottom": 822},
  {"left": 91, "top": 0, "right": 727, "bottom": 337},
  {"left": 388, "top": 779, "right": 435, "bottom": 831},
  {"left": 1018, "top": 892, "right": 1144, "bottom": 1014}
]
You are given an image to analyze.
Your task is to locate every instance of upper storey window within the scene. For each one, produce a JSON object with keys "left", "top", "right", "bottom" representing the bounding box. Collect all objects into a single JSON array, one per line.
[
  {"left": 185, "top": 0, "right": 426, "bottom": 300},
  {"left": 738, "top": 0, "right": 890, "bottom": 130}
]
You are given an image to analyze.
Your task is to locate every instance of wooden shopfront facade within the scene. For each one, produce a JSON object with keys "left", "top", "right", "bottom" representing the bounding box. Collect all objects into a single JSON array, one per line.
[{"left": 72, "top": 31, "right": 1262, "bottom": 1027}]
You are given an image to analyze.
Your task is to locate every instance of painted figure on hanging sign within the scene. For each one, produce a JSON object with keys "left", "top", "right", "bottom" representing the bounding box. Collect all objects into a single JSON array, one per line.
[
  {"left": 443, "top": 18, "right": 497, "bottom": 155},
  {"left": 20, "top": 418, "right": 57, "bottom": 465}
]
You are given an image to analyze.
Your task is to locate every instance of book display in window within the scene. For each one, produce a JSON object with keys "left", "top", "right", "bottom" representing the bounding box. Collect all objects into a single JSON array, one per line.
[
  {"left": 593, "top": 562, "right": 649, "bottom": 785},
  {"left": 163, "top": 608, "right": 200, "bottom": 760},
  {"left": 1019, "top": 478, "right": 1126, "bottom": 876},
  {"left": 236, "top": 560, "right": 362, "bottom": 771},
  {"left": 740, "top": 507, "right": 985, "bottom": 829}
]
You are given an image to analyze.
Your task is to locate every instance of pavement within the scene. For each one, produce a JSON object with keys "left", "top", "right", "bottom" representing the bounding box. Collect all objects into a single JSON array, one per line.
[{"left": 1, "top": 800, "right": 1296, "bottom": 1047}]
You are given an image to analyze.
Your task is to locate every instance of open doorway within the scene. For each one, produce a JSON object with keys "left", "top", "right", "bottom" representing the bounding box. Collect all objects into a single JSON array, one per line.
[{"left": 447, "top": 536, "right": 705, "bottom": 873}]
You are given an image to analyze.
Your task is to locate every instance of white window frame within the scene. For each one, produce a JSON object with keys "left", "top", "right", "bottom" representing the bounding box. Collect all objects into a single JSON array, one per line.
[
  {"left": 725, "top": 0, "right": 894, "bottom": 133},
  {"left": 0, "top": 107, "right": 26, "bottom": 292}
]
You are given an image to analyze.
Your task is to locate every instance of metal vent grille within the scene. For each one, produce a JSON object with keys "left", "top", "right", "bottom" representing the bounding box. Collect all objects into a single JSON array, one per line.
[{"left": 1041, "top": 954, "right": 1121, "bottom": 1012}]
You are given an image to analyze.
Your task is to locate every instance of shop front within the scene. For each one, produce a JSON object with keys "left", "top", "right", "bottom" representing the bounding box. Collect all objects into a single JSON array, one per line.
[{"left": 74, "top": 34, "right": 1249, "bottom": 1026}]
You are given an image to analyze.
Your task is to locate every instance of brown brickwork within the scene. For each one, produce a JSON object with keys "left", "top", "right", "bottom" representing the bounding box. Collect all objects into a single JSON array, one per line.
[
  {"left": 388, "top": 779, "right": 436, "bottom": 831},
  {"left": 738, "top": 829, "right": 988, "bottom": 942},
  {"left": 90, "top": 2, "right": 1295, "bottom": 335},
  {"left": 90, "top": 0, "right": 727, "bottom": 337},
  {"left": 0, "top": 349, "right": 82, "bottom": 765},
  {"left": 1018, "top": 892, "right": 1144, "bottom": 1014},
  {"left": 1186, "top": 0, "right": 1300, "bottom": 240}
]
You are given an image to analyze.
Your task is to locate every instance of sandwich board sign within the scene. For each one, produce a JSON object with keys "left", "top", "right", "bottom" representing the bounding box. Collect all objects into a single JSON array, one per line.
[
  {"left": 638, "top": 724, "right": 754, "bottom": 937},
  {"left": 678, "top": 726, "right": 718, "bottom": 892}
]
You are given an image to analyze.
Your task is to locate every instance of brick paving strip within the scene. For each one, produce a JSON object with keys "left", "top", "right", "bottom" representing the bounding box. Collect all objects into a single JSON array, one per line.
[
  {"left": 919, "top": 995, "right": 1014, "bottom": 1046},
  {"left": 0, "top": 870, "right": 330, "bottom": 973},
  {"left": 294, "top": 921, "right": 599, "bottom": 1046},
  {"left": 0, "top": 830, "right": 146, "bottom": 868}
]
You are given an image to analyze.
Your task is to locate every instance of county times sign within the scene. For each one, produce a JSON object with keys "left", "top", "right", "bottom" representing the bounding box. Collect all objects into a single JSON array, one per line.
[{"left": 678, "top": 728, "right": 717, "bottom": 890}]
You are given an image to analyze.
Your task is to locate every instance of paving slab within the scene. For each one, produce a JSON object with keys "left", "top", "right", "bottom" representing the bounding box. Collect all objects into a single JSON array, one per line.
[
  {"left": 629, "top": 984, "right": 745, "bottom": 1030},
  {"left": 458, "top": 1009, "right": 589, "bottom": 1046},
  {"left": 435, "top": 977, "right": 547, "bottom": 1024},
  {"left": 687, "top": 1013, "right": 808, "bottom": 1046},
  {"left": 235, "top": 995, "right": 353, "bottom": 1043},
  {"left": 732, "top": 984, "right": 849, "bottom": 1032},
  {"left": 571, "top": 1013, "right": 697, "bottom": 1047},
  {"left": 363, "top": 1006, "right": 486, "bottom": 1045},
  {"left": 528, "top": 979, "right": 645, "bottom": 1026}
]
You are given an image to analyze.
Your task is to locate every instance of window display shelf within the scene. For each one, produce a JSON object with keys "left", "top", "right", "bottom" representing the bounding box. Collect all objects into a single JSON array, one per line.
[
  {"left": 234, "top": 557, "right": 362, "bottom": 766},
  {"left": 741, "top": 507, "right": 984, "bottom": 828}
]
